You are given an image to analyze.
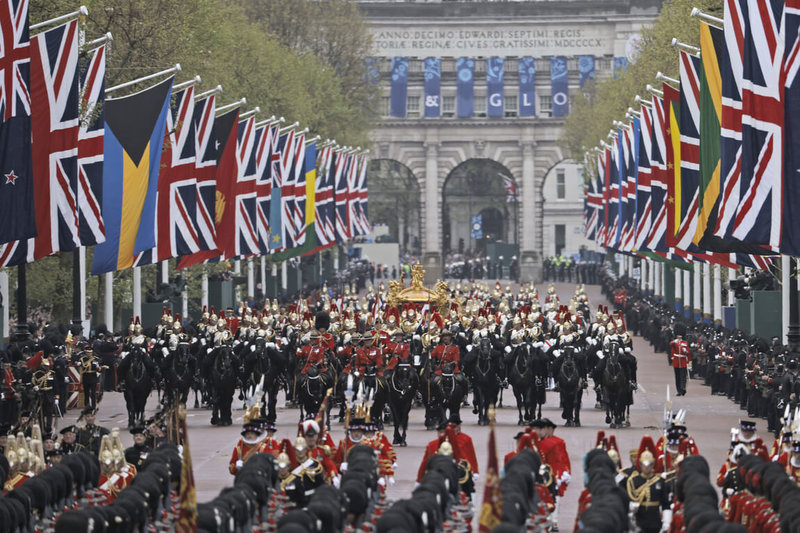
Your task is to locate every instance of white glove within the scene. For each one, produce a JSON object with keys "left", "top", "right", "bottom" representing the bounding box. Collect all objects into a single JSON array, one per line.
[
  {"left": 378, "top": 477, "right": 386, "bottom": 487},
  {"left": 458, "top": 332, "right": 466, "bottom": 339},
  {"left": 660, "top": 509, "right": 673, "bottom": 532},
  {"left": 472, "top": 473, "right": 479, "bottom": 483},
  {"left": 266, "top": 342, "right": 276, "bottom": 350},
  {"left": 625, "top": 347, "right": 632, "bottom": 353},
  {"left": 250, "top": 345, "right": 256, "bottom": 352},
  {"left": 340, "top": 462, "right": 348, "bottom": 472},
  {"left": 235, "top": 460, "right": 244, "bottom": 470},
  {"left": 281, "top": 337, "right": 288, "bottom": 345},
  {"left": 560, "top": 472, "right": 571, "bottom": 484},
  {"left": 533, "top": 341, "right": 544, "bottom": 349},
  {"left": 413, "top": 334, "right": 421, "bottom": 341},
  {"left": 162, "top": 347, "right": 169, "bottom": 357},
  {"left": 333, "top": 475, "right": 341, "bottom": 488},
  {"left": 504, "top": 346, "right": 512, "bottom": 354},
  {"left": 200, "top": 339, "right": 207, "bottom": 346},
  {"left": 344, "top": 333, "right": 352, "bottom": 345},
  {"left": 392, "top": 462, "right": 398, "bottom": 470},
  {"left": 466, "top": 345, "right": 473, "bottom": 353},
  {"left": 414, "top": 482, "right": 420, "bottom": 489},
  {"left": 389, "top": 477, "right": 396, "bottom": 486},
  {"left": 552, "top": 350, "right": 561, "bottom": 358},
  {"left": 65, "top": 377, "right": 70, "bottom": 383}
]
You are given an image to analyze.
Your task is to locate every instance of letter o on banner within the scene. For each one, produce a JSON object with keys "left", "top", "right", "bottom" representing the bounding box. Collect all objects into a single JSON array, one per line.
[{"left": 553, "top": 92, "right": 568, "bottom": 106}]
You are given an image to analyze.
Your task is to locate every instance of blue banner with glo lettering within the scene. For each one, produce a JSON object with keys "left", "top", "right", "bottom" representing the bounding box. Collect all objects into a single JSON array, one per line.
[
  {"left": 578, "top": 56, "right": 595, "bottom": 88},
  {"left": 613, "top": 57, "right": 628, "bottom": 79},
  {"left": 550, "top": 56, "right": 568, "bottom": 117},
  {"left": 424, "top": 57, "right": 441, "bottom": 118},
  {"left": 390, "top": 57, "right": 408, "bottom": 117},
  {"left": 457, "top": 57, "right": 474, "bottom": 118},
  {"left": 519, "top": 57, "right": 536, "bottom": 117},
  {"left": 487, "top": 57, "right": 504, "bottom": 118}
]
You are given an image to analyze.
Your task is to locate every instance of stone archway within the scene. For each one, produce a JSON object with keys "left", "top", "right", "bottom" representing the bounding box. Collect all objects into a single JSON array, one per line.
[
  {"left": 366, "top": 159, "right": 422, "bottom": 254},
  {"left": 441, "top": 159, "right": 518, "bottom": 258}
]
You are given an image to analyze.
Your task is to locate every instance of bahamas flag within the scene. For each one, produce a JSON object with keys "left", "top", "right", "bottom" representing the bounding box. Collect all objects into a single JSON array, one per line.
[{"left": 91, "top": 77, "right": 173, "bottom": 274}]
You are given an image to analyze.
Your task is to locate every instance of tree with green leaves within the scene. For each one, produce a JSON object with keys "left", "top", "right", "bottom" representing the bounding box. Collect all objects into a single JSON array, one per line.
[{"left": 560, "top": 0, "right": 723, "bottom": 168}]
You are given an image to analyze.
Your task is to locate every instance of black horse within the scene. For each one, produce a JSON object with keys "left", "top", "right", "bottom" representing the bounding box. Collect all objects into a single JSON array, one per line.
[
  {"left": 297, "top": 363, "right": 334, "bottom": 423},
  {"left": 162, "top": 341, "right": 195, "bottom": 407},
  {"left": 430, "top": 362, "right": 468, "bottom": 426},
  {"left": 598, "top": 341, "right": 630, "bottom": 429},
  {"left": 530, "top": 343, "right": 549, "bottom": 421},
  {"left": 242, "top": 338, "right": 287, "bottom": 422},
  {"left": 117, "top": 345, "right": 155, "bottom": 429},
  {"left": 384, "top": 361, "right": 417, "bottom": 446},
  {"left": 555, "top": 346, "right": 585, "bottom": 427},
  {"left": 210, "top": 345, "right": 237, "bottom": 426},
  {"left": 470, "top": 337, "right": 501, "bottom": 426},
  {"left": 508, "top": 343, "right": 534, "bottom": 425}
]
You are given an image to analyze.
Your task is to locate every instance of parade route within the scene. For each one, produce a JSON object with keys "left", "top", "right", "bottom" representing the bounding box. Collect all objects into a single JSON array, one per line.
[{"left": 57, "top": 282, "right": 752, "bottom": 531}]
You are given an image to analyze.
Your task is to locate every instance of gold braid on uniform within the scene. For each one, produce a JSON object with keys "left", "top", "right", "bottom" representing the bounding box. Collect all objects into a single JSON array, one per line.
[{"left": 627, "top": 472, "right": 662, "bottom": 507}]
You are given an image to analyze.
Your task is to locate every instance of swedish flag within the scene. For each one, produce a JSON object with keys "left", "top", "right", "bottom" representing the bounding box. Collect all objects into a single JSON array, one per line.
[{"left": 91, "top": 78, "right": 173, "bottom": 274}]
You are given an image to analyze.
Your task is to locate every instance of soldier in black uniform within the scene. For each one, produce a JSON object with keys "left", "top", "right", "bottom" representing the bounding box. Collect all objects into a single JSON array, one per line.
[
  {"left": 77, "top": 344, "right": 101, "bottom": 409},
  {"left": 124, "top": 426, "right": 151, "bottom": 468},
  {"left": 0, "top": 357, "right": 17, "bottom": 427},
  {"left": 625, "top": 436, "right": 671, "bottom": 533},
  {"left": 280, "top": 436, "right": 326, "bottom": 508},
  {"left": 59, "top": 425, "right": 85, "bottom": 454},
  {"left": 94, "top": 327, "right": 119, "bottom": 392},
  {"left": 32, "top": 357, "right": 58, "bottom": 434},
  {"left": 76, "top": 407, "right": 109, "bottom": 455}
]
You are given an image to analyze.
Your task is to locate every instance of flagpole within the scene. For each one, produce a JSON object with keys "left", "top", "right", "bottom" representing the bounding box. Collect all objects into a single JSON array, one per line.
[
  {"left": 216, "top": 98, "right": 246, "bottom": 114},
  {"left": 104, "top": 272, "right": 113, "bottom": 329},
  {"left": 82, "top": 32, "right": 112, "bottom": 50},
  {"left": 106, "top": 64, "right": 182, "bottom": 94},
  {"left": 690, "top": 8, "right": 724, "bottom": 29},
  {"left": 161, "top": 261, "right": 169, "bottom": 286},
  {"left": 172, "top": 75, "right": 201, "bottom": 92},
  {"left": 0, "top": 271, "right": 8, "bottom": 342},
  {"left": 195, "top": 85, "right": 223, "bottom": 100},
  {"left": 789, "top": 258, "right": 800, "bottom": 354},
  {"left": 260, "top": 257, "right": 267, "bottom": 304},
  {"left": 71, "top": 248, "right": 84, "bottom": 336},
  {"left": 201, "top": 269, "right": 209, "bottom": 311},
  {"left": 656, "top": 71, "right": 679, "bottom": 89},
  {"left": 239, "top": 107, "right": 260, "bottom": 120},
  {"left": 671, "top": 38, "right": 700, "bottom": 57},
  {"left": 279, "top": 121, "right": 300, "bottom": 134},
  {"left": 14, "top": 265, "right": 27, "bottom": 340},
  {"left": 133, "top": 267, "right": 142, "bottom": 326},
  {"left": 30, "top": 5, "right": 88, "bottom": 31},
  {"left": 247, "top": 259, "right": 255, "bottom": 302}
]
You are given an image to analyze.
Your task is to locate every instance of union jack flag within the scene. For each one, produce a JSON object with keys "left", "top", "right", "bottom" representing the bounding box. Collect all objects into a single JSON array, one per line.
[
  {"left": 77, "top": 44, "right": 105, "bottom": 246},
  {"left": 267, "top": 130, "right": 295, "bottom": 252},
  {"left": 192, "top": 94, "right": 217, "bottom": 252},
  {"left": 253, "top": 123, "right": 276, "bottom": 254},
  {"left": 334, "top": 150, "right": 351, "bottom": 243},
  {"left": 355, "top": 154, "right": 370, "bottom": 234},
  {"left": 0, "top": 0, "right": 34, "bottom": 246},
  {"left": 675, "top": 51, "right": 704, "bottom": 254},
  {"left": 502, "top": 173, "right": 516, "bottom": 202},
  {"left": 347, "top": 153, "right": 361, "bottom": 237},
  {"left": 620, "top": 122, "right": 637, "bottom": 252},
  {"left": 291, "top": 134, "right": 307, "bottom": 245},
  {"left": 729, "top": 0, "right": 784, "bottom": 250},
  {"left": 0, "top": 19, "right": 80, "bottom": 266},
  {"left": 634, "top": 106, "right": 653, "bottom": 252},
  {"left": 646, "top": 95, "right": 671, "bottom": 254},
  {"left": 783, "top": 0, "right": 800, "bottom": 253},
  {"left": 583, "top": 157, "right": 602, "bottom": 241},
  {"left": 605, "top": 136, "right": 620, "bottom": 249},
  {"left": 135, "top": 86, "right": 200, "bottom": 266},
  {"left": 595, "top": 147, "right": 608, "bottom": 245},
  {"left": 713, "top": 0, "right": 746, "bottom": 241},
  {"left": 314, "top": 144, "right": 336, "bottom": 246},
  {"left": 233, "top": 115, "right": 261, "bottom": 257}
]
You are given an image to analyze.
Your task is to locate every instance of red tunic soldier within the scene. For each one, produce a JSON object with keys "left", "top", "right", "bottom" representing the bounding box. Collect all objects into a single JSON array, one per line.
[{"left": 431, "top": 330, "right": 461, "bottom": 374}]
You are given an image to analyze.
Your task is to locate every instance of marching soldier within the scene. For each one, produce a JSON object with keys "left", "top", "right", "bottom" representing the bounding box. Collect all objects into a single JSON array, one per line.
[
  {"left": 625, "top": 436, "right": 671, "bottom": 533},
  {"left": 78, "top": 344, "right": 102, "bottom": 409},
  {"left": 76, "top": 407, "right": 109, "bottom": 455},
  {"left": 32, "top": 356, "right": 58, "bottom": 434},
  {"left": 669, "top": 324, "right": 691, "bottom": 396},
  {"left": 124, "top": 426, "right": 151, "bottom": 468},
  {"left": 281, "top": 436, "right": 326, "bottom": 508},
  {"left": 229, "top": 419, "right": 265, "bottom": 475}
]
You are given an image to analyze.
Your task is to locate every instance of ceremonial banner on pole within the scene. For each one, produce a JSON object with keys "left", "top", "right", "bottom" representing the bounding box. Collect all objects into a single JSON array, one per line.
[
  {"left": 550, "top": 56, "right": 568, "bottom": 117},
  {"left": 92, "top": 77, "right": 173, "bottom": 274},
  {"left": 487, "top": 57, "right": 504, "bottom": 118},
  {"left": 457, "top": 57, "right": 474, "bottom": 118},
  {"left": 518, "top": 57, "right": 536, "bottom": 117},
  {"left": 0, "top": 0, "right": 35, "bottom": 246},
  {"left": 192, "top": 94, "right": 218, "bottom": 253},
  {"left": 578, "top": 56, "right": 595, "bottom": 88},
  {"left": 424, "top": 57, "right": 440, "bottom": 118},
  {"left": 175, "top": 408, "right": 197, "bottom": 533},
  {"left": 28, "top": 19, "right": 80, "bottom": 261},
  {"left": 390, "top": 57, "right": 408, "bottom": 117},
  {"left": 314, "top": 145, "right": 335, "bottom": 247},
  {"left": 478, "top": 410, "right": 501, "bottom": 533},
  {"left": 77, "top": 44, "right": 106, "bottom": 247}
]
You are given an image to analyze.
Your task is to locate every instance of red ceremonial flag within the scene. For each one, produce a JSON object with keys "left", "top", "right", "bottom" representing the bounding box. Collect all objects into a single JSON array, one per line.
[
  {"left": 176, "top": 407, "right": 198, "bottom": 533},
  {"left": 478, "top": 408, "right": 501, "bottom": 533}
]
